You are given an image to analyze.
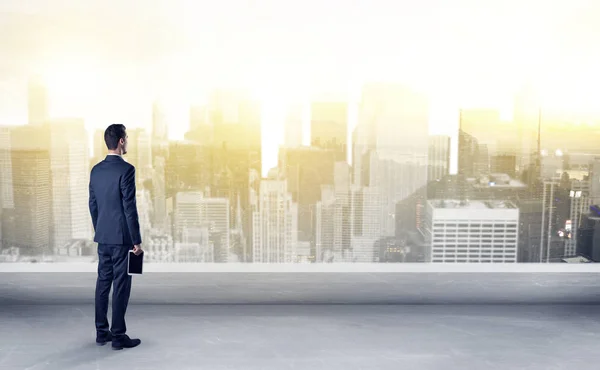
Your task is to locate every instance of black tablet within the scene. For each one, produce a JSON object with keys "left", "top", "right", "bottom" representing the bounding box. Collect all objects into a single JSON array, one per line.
[{"left": 128, "top": 250, "right": 143, "bottom": 275}]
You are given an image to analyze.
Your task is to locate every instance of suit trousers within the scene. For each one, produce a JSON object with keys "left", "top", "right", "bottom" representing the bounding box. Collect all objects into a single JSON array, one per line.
[{"left": 95, "top": 243, "right": 133, "bottom": 340}]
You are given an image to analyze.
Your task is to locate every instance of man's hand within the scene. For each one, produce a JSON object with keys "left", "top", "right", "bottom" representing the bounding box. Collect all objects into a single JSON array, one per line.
[{"left": 133, "top": 244, "right": 143, "bottom": 256}]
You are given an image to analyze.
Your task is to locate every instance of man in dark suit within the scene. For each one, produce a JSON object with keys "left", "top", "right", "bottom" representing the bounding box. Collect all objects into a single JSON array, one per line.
[{"left": 89, "top": 124, "right": 143, "bottom": 350}]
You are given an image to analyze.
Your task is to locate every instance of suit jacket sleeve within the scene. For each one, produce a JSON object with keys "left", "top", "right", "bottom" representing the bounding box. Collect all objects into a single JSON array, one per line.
[
  {"left": 88, "top": 175, "right": 98, "bottom": 232},
  {"left": 121, "top": 166, "right": 142, "bottom": 245}
]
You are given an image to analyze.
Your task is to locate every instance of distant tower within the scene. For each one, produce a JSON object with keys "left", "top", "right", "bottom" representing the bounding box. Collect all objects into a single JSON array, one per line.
[
  {"left": 428, "top": 135, "right": 451, "bottom": 182},
  {"left": 234, "top": 193, "right": 246, "bottom": 261},
  {"left": 527, "top": 108, "right": 542, "bottom": 195}
]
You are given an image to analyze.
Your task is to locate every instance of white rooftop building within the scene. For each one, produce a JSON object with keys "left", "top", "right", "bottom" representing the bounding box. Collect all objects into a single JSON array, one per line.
[{"left": 424, "top": 200, "right": 519, "bottom": 263}]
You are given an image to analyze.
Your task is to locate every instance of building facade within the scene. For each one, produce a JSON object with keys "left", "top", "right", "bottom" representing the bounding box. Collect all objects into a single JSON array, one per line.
[
  {"left": 428, "top": 135, "right": 451, "bottom": 182},
  {"left": 48, "top": 119, "right": 91, "bottom": 248},
  {"left": 565, "top": 179, "right": 590, "bottom": 256},
  {"left": 425, "top": 199, "right": 519, "bottom": 263},
  {"left": 252, "top": 178, "right": 298, "bottom": 263}
]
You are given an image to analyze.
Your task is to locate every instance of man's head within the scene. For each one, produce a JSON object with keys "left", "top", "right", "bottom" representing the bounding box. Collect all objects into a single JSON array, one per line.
[{"left": 104, "top": 124, "right": 128, "bottom": 155}]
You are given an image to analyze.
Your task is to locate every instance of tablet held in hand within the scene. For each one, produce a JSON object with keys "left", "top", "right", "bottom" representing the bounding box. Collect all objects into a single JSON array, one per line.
[{"left": 128, "top": 250, "right": 143, "bottom": 275}]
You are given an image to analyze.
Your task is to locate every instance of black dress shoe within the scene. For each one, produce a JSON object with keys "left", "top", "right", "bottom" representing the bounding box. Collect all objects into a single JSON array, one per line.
[
  {"left": 111, "top": 335, "right": 141, "bottom": 350},
  {"left": 96, "top": 332, "right": 112, "bottom": 346}
]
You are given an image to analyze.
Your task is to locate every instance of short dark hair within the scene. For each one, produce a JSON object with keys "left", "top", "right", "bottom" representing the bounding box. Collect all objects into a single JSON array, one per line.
[{"left": 104, "top": 124, "right": 127, "bottom": 150}]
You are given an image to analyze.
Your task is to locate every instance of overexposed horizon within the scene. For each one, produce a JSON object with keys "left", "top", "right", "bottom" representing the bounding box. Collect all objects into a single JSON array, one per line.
[{"left": 2, "top": 0, "right": 600, "bottom": 175}]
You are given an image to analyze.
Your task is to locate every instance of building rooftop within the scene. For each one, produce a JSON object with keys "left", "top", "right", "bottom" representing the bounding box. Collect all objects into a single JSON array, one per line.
[
  {"left": 473, "top": 173, "right": 527, "bottom": 188},
  {"left": 430, "top": 199, "right": 517, "bottom": 210}
]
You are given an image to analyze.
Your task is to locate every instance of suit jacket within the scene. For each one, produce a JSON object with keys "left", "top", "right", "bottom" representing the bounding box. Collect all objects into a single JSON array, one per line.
[{"left": 89, "top": 155, "right": 142, "bottom": 246}]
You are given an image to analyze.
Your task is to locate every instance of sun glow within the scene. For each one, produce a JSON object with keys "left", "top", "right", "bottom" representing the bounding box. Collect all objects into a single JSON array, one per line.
[
  {"left": 41, "top": 56, "right": 104, "bottom": 117},
  {"left": 29, "top": 0, "right": 600, "bottom": 177}
]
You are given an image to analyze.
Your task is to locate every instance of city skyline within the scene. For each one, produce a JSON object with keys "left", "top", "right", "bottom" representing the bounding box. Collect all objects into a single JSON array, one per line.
[
  {"left": 2, "top": 0, "right": 600, "bottom": 265},
  {"left": 3, "top": 66, "right": 599, "bottom": 264},
  {"left": 3, "top": 78, "right": 600, "bottom": 178}
]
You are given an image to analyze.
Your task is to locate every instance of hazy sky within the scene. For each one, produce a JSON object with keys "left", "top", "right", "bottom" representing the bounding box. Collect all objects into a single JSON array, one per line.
[{"left": 1, "top": 0, "right": 599, "bottom": 173}]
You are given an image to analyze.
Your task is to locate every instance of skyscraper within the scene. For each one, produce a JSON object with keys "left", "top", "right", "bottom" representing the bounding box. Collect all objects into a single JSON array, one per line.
[
  {"left": 516, "top": 199, "right": 543, "bottom": 263},
  {"left": 315, "top": 186, "right": 334, "bottom": 262},
  {"left": 357, "top": 83, "right": 429, "bottom": 237},
  {"left": 48, "top": 119, "right": 91, "bottom": 248},
  {"left": 577, "top": 207, "right": 600, "bottom": 261},
  {"left": 310, "top": 102, "right": 347, "bottom": 161},
  {"left": 458, "top": 128, "right": 479, "bottom": 179},
  {"left": 0, "top": 127, "right": 14, "bottom": 210},
  {"left": 315, "top": 162, "right": 352, "bottom": 262},
  {"left": 199, "top": 197, "right": 230, "bottom": 262},
  {"left": 6, "top": 125, "right": 52, "bottom": 255},
  {"left": 252, "top": 177, "right": 298, "bottom": 263},
  {"left": 174, "top": 192, "right": 230, "bottom": 262},
  {"left": 540, "top": 180, "right": 569, "bottom": 262},
  {"left": 514, "top": 85, "right": 541, "bottom": 174},
  {"left": 152, "top": 156, "right": 168, "bottom": 233},
  {"left": 278, "top": 146, "right": 336, "bottom": 260},
  {"left": 5, "top": 149, "right": 51, "bottom": 255},
  {"left": 126, "top": 128, "right": 152, "bottom": 185},
  {"left": 588, "top": 158, "right": 600, "bottom": 205},
  {"left": 565, "top": 179, "right": 590, "bottom": 257},
  {"left": 428, "top": 135, "right": 451, "bottom": 182},
  {"left": 349, "top": 185, "right": 381, "bottom": 262},
  {"left": 206, "top": 89, "right": 261, "bottom": 262},
  {"left": 425, "top": 200, "right": 519, "bottom": 263},
  {"left": 137, "top": 188, "right": 153, "bottom": 244},
  {"left": 314, "top": 160, "right": 382, "bottom": 263}
]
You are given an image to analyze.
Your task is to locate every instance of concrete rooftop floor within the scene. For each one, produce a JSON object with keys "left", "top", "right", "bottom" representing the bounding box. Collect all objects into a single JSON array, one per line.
[
  {"left": 1, "top": 304, "right": 600, "bottom": 370},
  {"left": 2, "top": 264, "right": 600, "bottom": 369}
]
